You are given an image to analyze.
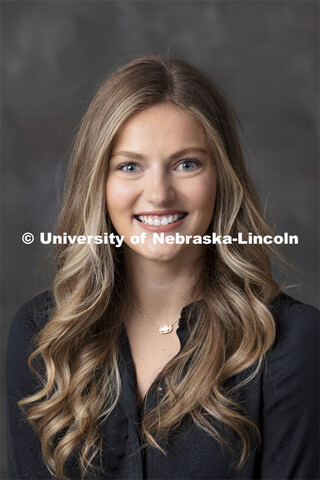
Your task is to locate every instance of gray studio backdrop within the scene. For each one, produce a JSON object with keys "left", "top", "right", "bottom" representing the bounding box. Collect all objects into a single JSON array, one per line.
[{"left": 1, "top": 1, "right": 319, "bottom": 477}]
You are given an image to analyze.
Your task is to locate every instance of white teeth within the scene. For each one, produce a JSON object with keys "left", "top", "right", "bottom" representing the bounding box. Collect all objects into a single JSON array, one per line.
[{"left": 136, "top": 213, "right": 186, "bottom": 225}]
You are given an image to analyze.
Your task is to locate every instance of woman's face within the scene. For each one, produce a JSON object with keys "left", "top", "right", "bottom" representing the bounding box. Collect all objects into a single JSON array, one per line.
[{"left": 106, "top": 103, "right": 217, "bottom": 262}]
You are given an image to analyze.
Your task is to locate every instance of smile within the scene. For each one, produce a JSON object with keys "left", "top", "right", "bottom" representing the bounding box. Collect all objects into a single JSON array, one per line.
[
  {"left": 133, "top": 211, "right": 188, "bottom": 232},
  {"left": 135, "top": 213, "right": 187, "bottom": 226}
]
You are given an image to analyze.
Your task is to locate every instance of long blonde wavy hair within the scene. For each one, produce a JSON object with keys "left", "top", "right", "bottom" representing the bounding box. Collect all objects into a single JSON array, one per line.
[{"left": 19, "top": 53, "right": 283, "bottom": 479}]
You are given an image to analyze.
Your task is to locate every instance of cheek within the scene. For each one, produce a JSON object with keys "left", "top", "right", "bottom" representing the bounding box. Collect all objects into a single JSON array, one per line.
[
  {"left": 105, "top": 179, "right": 136, "bottom": 215},
  {"left": 187, "top": 175, "right": 217, "bottom": 211}
]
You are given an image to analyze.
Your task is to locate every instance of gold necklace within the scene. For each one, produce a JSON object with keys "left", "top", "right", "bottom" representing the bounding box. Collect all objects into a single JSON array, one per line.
[{"left": 130, "top": 297, "right": 181, "bottom": 334}]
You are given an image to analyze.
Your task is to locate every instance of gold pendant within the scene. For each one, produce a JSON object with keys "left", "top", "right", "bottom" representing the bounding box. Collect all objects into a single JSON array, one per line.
[{"left": 159, "top": 324, "right": 173, "bottom": 334}]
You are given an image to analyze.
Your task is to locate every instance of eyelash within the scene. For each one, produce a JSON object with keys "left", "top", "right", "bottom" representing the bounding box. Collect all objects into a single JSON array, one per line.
[
  {"left": 177, "top": 158, "right": 202, "bottom": 171},
  {"left": 117, "top": 157, "right": 202, "bottom": 173}
]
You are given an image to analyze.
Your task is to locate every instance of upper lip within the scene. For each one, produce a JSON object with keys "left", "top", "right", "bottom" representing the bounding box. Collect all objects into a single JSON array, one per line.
[{"left": 134, "top": 210, "right": 187, "bottom": 216}]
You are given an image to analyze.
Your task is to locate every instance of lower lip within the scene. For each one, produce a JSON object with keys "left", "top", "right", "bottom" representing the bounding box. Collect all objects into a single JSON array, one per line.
[{"left": 134, "top": 216, "right": 187, "bottom": 232}]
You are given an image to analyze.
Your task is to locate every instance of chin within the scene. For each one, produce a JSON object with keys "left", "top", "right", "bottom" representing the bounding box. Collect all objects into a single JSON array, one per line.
[{"left": 135, "top": 245, "right": 186, "bottom": 263}]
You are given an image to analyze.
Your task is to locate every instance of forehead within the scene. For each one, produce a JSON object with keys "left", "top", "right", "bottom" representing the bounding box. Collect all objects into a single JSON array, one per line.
[{"left": 111, "top": 103, "right": 208, "bottom": 153}]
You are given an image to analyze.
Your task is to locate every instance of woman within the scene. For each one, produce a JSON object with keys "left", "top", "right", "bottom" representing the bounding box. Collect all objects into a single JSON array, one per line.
[{"left": 6, "top": 54, "right": 319, "bottom": 480}]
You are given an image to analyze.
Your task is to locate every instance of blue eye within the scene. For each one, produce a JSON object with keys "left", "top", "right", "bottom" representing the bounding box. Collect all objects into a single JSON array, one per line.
[
  {"left": 178, "top": 158, "right": 201, "bottom": 171},
  {"left": 119, "top": 163, "right": 139, "bottom": 173}
]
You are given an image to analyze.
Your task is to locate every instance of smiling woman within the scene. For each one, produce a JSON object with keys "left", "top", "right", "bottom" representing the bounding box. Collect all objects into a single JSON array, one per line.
[
  {"left": 6, "top": 54, "right": 319, "bottom": 480},
  {"left": 106, "top": 103, "right": 216, "bottom": 261}
]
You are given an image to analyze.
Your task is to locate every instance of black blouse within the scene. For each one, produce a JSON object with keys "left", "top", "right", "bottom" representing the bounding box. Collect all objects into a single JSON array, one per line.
[{"left": 6, "top": 290, "right": 319, "bottom": 479}]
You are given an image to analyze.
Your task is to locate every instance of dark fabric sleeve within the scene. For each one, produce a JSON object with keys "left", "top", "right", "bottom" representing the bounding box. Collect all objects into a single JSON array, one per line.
[
  {"left": 6, "top": 294, "right": 54, "bottom": 480},
  {"left": 260, "top": 302, "right": 319, "bottom": 480}
]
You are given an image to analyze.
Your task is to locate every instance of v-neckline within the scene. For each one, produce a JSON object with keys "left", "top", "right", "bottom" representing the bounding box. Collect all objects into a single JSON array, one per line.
[{"left": 118, "top": 300, "right": 197, "bottom": 420}]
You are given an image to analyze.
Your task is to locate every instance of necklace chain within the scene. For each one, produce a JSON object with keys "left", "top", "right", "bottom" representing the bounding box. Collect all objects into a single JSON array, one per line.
[{"left": 129, "top": 296, "right": 180, "bottom": 334}]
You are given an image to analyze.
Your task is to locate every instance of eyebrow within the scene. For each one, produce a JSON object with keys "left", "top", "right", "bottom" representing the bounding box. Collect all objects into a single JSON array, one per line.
[{"left": 110, "top": 147, "right": 209, "bottom": 160}]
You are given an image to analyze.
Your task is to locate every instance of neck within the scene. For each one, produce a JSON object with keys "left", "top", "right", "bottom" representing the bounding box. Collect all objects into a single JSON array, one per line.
[{"left": 123, "top": 247, "right": 206, "bottom": 321}]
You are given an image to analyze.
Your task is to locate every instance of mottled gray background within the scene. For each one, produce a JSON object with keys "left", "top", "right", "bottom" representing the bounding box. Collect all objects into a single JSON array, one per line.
[{"left": 1, "top": 0, "right": 319, "bottom": 477}]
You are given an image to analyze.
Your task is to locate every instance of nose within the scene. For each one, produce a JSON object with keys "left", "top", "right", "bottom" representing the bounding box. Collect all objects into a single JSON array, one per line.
[{"left": 144, "top": 167, "right": 176, "bottom": 206}]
